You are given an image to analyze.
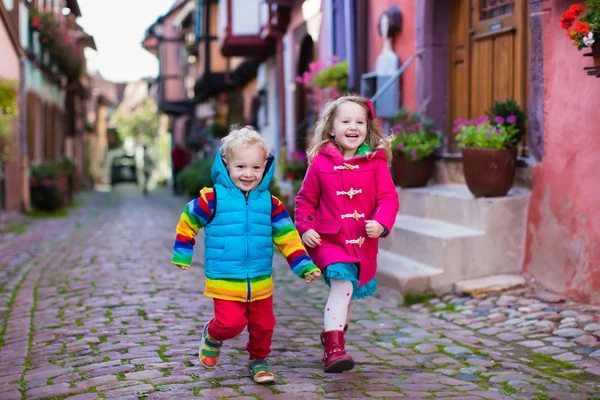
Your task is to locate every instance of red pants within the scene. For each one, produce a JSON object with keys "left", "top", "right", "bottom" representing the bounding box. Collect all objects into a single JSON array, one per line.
[{"left": 207, "top": 296, "right": 275, "bottom": 360}]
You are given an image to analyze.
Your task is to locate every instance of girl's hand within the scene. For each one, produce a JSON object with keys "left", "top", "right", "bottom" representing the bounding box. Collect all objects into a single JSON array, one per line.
[
  {"left": 176, "top": 265, "right": 189, "bottom": 271},
  {"left": 365, "top": 220, "right": 384, "bottom": 238},
  {"left": 301, "top": 229, "right": 321, "bottom": 248},
  {"left": 304, "top": 270, "right": 321, "bottom": 283}
]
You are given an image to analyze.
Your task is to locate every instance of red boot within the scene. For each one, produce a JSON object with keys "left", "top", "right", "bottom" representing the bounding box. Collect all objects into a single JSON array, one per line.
[{"left": 320, "top": 330, "right": 355, "bottom": 373}]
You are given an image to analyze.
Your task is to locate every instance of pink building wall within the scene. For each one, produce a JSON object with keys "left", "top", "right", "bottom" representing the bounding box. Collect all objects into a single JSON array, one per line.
[
  {"left": 162, "top": 13, "right": 186, "bottom": 103},
  {"left": 368, "top": 0, "right": 417, "bottom": 111},
  {"left": 524, "top": 0, "right": 600, "bottom": 304},
  {"left": 0, "top": 17, "right": 23, "bottom": 211},
  {"left": 0, "top": 20, "right": 19, "bottom": 79}
]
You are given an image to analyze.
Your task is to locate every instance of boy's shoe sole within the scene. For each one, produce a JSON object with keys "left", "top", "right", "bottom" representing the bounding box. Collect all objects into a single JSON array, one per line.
[
  {"left": 248, "top": 360, "right": 275, "bottom": 384},
  {"left": 252, "top": 370, "right": 275, "bottom": 384}
]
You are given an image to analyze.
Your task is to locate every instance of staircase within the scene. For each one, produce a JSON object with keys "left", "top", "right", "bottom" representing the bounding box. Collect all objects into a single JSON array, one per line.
[{"left": 377, "top": 184, "right": 531, "bottom": 294}]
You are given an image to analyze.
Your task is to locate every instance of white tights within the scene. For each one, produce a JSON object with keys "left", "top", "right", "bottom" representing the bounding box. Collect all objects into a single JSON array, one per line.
[{"left": 324, "top": 279, "right": 356, "bottom": 331}]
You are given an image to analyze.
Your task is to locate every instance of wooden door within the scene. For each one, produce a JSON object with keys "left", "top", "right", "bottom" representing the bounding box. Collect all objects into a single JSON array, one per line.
[{"left": 448, "top": 0, "right": 528, "bottom": 153}]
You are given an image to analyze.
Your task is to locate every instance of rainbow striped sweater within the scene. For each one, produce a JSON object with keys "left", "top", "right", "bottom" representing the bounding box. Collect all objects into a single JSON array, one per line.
[{"left": 172, "top": 187, "right": 319, "bottom": 302}]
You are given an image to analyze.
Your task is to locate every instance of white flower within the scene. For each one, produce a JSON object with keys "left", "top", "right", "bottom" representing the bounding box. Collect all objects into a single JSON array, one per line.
[{"left": 583, "top": 32, "right": 595, "bottom": 47}]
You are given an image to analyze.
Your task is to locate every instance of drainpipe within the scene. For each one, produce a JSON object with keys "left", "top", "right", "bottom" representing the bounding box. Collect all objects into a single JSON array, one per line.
[
  {"left": 19, "top": 57, "right": 30, "bottom": 212},
  {"left": 344, "top": 0, "right": 356, "bottom": 91},
  {"left": 276, "top": 37, "right": 286, "bottom": 149}
]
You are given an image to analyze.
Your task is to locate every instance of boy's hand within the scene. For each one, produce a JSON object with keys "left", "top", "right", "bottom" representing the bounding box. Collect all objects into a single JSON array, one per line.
[
  {"left": 365, "top": 220, "right": 384, "bottom": 238},
  {"left": 301, "top": 229, "right": 321, "bottom": 248},
  {"left": 176, "top": 265, "right": 189, "bottom": 271},
  {"left": 304, "top": 270, "right": 321, "bottom": 283}
]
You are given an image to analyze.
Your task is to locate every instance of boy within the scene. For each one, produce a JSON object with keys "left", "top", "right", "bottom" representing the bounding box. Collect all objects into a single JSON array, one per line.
[{"left": 172, "top": 126, "right": 321, "bottom": 384}]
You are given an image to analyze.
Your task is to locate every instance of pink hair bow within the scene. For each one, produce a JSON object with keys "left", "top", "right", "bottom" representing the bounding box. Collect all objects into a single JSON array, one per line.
[{"left": 366, "top": 99, "right": 375, "bottom": 120}]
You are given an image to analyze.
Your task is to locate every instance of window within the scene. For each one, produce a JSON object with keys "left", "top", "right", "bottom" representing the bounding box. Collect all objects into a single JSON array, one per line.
[{"left": 480, "top": 0, "right": 514, "bottom": 20}]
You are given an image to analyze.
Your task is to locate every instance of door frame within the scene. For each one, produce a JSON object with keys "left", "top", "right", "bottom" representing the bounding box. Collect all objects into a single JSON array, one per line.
[{"left": 416, "top": 0, "right": 543, "bottom": 160}]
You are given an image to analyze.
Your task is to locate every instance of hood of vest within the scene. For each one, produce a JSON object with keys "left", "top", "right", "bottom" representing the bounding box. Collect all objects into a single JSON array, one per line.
[{"left": 211, "top": 148, "right": 275, "bottom": 192}]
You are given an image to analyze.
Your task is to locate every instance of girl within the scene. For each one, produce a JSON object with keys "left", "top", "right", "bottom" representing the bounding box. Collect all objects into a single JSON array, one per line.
[{"left": 295, "top": 94, "right": 399, "bottom": 373}]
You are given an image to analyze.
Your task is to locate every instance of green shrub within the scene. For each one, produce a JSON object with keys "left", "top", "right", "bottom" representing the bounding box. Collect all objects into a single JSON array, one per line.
[
  {"left": 30, "top": 163, "right": 63, "bottom": 211},
  {"left": 176, "top": 157, "right": 215, "bottom": 198}
]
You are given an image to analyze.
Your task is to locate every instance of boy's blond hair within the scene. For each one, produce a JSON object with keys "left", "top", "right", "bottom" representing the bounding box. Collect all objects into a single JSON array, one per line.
[
  {"left": 307, "top": 94, "right": 392, "bottom": 164},
  {"left": 220, "top": 125, "right": 270, "bottom": 160}
]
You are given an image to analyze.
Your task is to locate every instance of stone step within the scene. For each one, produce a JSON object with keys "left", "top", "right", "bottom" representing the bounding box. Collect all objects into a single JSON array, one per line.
[
  {"left": 376, "top": 249, "right": 444, "bottom": 293},
  {"left": 398, "top": 184, "right": 530, "bottom": 230},
  {"left": 379, "top": 214, "right": 485, "bottom": 271}
]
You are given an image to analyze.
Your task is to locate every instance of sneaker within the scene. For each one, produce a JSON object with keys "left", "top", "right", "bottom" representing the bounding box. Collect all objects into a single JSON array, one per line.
[
  {"left": 248, "top": 359, "right": 275, "bottom": 384},
  {"left": 199, "top": 321, "right": 222, "bottom": 368}
]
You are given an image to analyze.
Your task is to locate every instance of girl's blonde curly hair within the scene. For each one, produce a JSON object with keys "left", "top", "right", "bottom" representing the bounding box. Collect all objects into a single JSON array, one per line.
[{"left": 306, "top": 94, "right": 392, "bottom": 164}]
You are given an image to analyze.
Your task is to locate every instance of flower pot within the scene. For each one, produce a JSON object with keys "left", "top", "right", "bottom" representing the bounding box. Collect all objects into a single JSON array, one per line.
[
  {"left": 392, "top": 153, "right": 436, "bottom": 188},
  {"left": 593, "top": 43, "right": 600, "bottom": 66},
  {"left": 461, "top": 147, "right": 517, "bottom": 197}
]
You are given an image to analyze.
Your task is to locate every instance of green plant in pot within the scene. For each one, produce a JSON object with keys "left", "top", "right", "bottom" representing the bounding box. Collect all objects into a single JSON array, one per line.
[
  {"left": 454, "top": 105, "right": 521, "bottom": 197},
  {"left": 389, "top": 108, "right": 442, "bottom": 188},
  {"left": 30, "top": 163, "right": 64, "bottom": 211}
]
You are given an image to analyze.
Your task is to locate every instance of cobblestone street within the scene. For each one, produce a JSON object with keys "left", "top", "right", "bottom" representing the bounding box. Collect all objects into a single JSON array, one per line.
[{"left": 0, "top": 186, "right": 599, "bottom": 400}]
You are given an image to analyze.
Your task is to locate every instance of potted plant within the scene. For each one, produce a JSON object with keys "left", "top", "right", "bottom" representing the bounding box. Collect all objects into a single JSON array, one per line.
[
  {"left": 454, "top": 111, "right": 520, "bottom": 197},
  {"left": 296, "top": 58, "right": 348, "bottom": 114},
  {"left": 560, "top": 2, "right": 600, "bottom": 65},
  {"left": 281, "top": 149, "right": 308, "bottom": 194},
  {"left": 30, "top": 163, "right": 64, "bottom": 212},
  {"left": 389, "top": 108, "right": 442, "bottom": 188}
]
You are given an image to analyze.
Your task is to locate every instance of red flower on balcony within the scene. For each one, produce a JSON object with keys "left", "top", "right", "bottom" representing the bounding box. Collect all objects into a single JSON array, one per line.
[
  {"left": 560, "top": 2, "right": 600, "bottom": 50},
  {"left": 31, "top": 16, "right": 43, "bottom": 31},
  {"left": 573, "top": 21, "right": 591, "bottom": 34}
]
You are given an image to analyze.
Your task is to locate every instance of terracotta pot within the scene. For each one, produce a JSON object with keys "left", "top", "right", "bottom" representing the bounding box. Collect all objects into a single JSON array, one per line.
[
  {"left": 391, "top": 153, "right": 436, "bottom": 188},
  {"left": 461, "top": 147, "right": 517, "bottom": 197}
]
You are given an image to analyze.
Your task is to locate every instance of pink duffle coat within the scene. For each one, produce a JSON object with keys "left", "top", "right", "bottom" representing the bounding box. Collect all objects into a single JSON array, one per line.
[{"left": 295, "top": 142, "right": 399, "bottom": 286}]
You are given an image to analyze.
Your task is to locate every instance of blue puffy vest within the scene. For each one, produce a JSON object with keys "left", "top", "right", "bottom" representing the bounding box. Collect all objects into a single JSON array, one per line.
[{"left": 203, "top": 151, "right": 275, "bottom": 280}]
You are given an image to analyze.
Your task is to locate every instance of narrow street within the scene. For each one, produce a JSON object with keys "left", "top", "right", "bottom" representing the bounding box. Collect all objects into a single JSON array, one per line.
[{"left": 0, "top": 187, "right": 598, "bottom": 400}]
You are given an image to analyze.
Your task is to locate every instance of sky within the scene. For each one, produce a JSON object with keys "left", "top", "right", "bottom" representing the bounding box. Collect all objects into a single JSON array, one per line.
[{"left": 76, "top": 0, "right": 176, "bottom": 83}]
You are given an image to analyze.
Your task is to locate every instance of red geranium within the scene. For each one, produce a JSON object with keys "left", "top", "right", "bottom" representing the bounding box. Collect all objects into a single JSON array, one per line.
[
  {"left": 569, "top": 4, "right": 584, "bottom": 15},
  {"left": 559, "top": 1, "right": 600, "bottom": 51},
  {"left": 573, "top": 21, "right": 591, "bottom": 34}
]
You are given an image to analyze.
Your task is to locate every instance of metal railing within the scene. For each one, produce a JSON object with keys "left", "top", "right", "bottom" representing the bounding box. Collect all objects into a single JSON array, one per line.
[{"left": 370, "top": 50, "right": 424, "bottom": 104}]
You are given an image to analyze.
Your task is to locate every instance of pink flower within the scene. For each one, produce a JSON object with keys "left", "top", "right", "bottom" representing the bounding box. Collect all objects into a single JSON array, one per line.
[
  {"left": 475, "top": 116, "right": 488, "bottom": 125},
  {"left": 495, "top": 129, "right": 502, "bottom": 135},
  {"left": 454, "top": 118, "right": 463, "bottom": 126},
  {"left": 397, "top": 143, "right": 404, "bottom": 150},
  {"left": 410, "top": 150, "right": 418, "bottom": 158},
  {"left": 494, "top": 116, "right": 505, "bottom": 124},
  {"left": 452, "top": 126, "right": 460, "bottom": 133},
  {"left": 507, "top": 115, "right": 517, "bottom": 124}
]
